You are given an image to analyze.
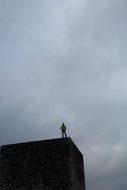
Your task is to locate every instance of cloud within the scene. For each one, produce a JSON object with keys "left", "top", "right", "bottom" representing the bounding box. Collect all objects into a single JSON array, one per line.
[{"left": 0, "top": 0, "right": 127, "bottom": 189}]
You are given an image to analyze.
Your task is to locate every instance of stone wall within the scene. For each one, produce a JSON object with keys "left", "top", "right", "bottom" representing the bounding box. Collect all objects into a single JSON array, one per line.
[{"left": 0, "top": 138, "right": 86, "bottom": 190}]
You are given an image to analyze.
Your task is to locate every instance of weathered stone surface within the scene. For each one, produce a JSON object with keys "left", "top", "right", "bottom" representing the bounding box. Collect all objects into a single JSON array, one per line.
[{"left": 0, "top": 137, "right": 86, "bottom": 190}]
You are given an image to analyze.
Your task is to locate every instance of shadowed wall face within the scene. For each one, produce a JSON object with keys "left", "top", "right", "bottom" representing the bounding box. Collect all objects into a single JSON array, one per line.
[{"left": 0, "top": 138, "right": 86, "bottom": 190}]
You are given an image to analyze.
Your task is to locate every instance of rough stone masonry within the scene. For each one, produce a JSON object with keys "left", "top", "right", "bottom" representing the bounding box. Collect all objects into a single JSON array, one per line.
[{"left": 0, "top": 137, "right": 86, "bottom": 190}]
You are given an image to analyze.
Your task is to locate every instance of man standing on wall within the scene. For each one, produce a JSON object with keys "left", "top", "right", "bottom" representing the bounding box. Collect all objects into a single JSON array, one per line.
[{"left": 60, "top": 123, "right": 67, "bottom": 138}]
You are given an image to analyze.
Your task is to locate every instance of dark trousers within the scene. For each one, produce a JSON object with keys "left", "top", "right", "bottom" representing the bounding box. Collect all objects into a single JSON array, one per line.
[{"left": 62, "top": 130, "right": 67, "bottom": 138}]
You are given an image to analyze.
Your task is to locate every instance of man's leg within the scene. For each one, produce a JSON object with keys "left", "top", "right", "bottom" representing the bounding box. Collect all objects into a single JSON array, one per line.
[
  {"left": 62, "top": 131, "right": 64, "bottom": 138},
  {"left": 65, "top": 131, "right": 67, "bottom": 138}
]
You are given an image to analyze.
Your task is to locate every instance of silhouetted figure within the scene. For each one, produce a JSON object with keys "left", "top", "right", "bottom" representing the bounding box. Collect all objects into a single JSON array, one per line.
[{"left": 61, "top": 123, "right": 67, "bottom": 138}]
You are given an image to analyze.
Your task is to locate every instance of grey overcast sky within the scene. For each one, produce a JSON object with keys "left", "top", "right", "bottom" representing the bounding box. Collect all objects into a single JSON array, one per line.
[{"left": 0, "top": 0, "right": 127, "bottom": 189}]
